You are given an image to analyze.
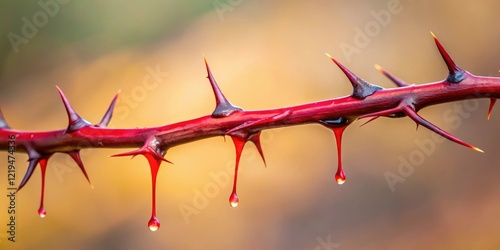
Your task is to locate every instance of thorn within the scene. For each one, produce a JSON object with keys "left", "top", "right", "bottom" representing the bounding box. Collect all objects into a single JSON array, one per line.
[
  {"left": 488, "top": 98, "right": 496, "bottom": 120},
  {"left": 56, "top": 86, "right": 91, "bottom": 133},
  {"left": 248, "top": 132, "right": 266, "bottom": 166},
  {"left": 17, "top": 158, "right": 40, "bottom": 192},
  {"left": 204, "top": 57, "right": 242, "bottom": 118},
  {"left": 359, "top": 116, "right": 380, "bottom": 127},
  {"left": 226, "top": 110, "right": 292, "bottom": 135},
  {"left": 97, "top": 90, "right": 120, "bottom": 127},
  {"left": 17, "top": 148, "right": 44, "bottom": 192},
  {"left": 111, "top": 147, "right": 173, "bottom": 164},
  {"left": 402, "top": 105, "right": 483, "bottom": 153},
  {"left": 358, "top": 104, "right": 405, "bottom": 120},
  {"left": 67, "top": 151, "right": 93, "bottom": 188},
  {"left": 327, "top": 55, "right": 383, "bottom": 99},
  {"left": 374, "top": 64, "right": 409, "bottom": 87},
  {"left": 430, "top": 32, "right": 466, "bottom": 83},
  {"left": 111, "top": 148, "right": 148, "bottom": 157},
  {"left": 0, "top": 107, "right": 10, "bottom": 129},
  {"left": 111, "top": 137, "right": 173, "bottom": 164}
]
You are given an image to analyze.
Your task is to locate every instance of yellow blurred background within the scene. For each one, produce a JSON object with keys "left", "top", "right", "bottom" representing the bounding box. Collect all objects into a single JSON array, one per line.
[{"left": 1, "top": 0, "right": 500, "bottom": 249}]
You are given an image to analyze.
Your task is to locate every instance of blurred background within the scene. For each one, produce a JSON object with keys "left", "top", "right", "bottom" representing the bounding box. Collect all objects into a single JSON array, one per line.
[{"left": 1, "top": 0, "right": 500, "bottom": 249}]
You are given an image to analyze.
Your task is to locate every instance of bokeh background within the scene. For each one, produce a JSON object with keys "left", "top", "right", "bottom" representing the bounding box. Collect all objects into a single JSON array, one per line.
[{"left": 1, "top": 0, "right": 500, "bottom": 249}]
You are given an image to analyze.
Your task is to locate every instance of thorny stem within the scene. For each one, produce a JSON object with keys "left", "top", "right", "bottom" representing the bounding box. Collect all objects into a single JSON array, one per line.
[
  {"left": 0, "top": 34, "right": 499, "bottom": 230},
  {"left": 1, "top": 74, "right": 497, "bottom": 153}
]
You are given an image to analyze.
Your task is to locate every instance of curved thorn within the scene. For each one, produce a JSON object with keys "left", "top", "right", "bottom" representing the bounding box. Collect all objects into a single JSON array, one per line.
[
  {"left": 359, "top": 116, "right": 380, "bottom": 127},
  {"left": 358, "top": 104, "right": 405, "bottom": 120},
  {"left": 403, "top": 105, "right": 483, "bottom": 152},
  {"left": 488, "top": 98, "right": 496, "bottom": 120},
  {"left": 248, "top": 132, "right": 266, "bottom": 166},
  {"left": 67, "top": 151, "right": 93, "bottom": 188},
  {"left": 98, "top": 90, "right": 120, "bottom": 127},
  {"left": 204, "top": 57, "right": 242, "bottom": 118},
  {"left": 226, "top": 110, "right": 292, "bottom": 135},
  {"left": 111, "top": 147, "right": 172, "bottom": 164},
  {"left": 0, "top": 107, "right": 10, "bottom": 129},
  {"left": 374, "top": 64, "right": 409, "bottom": 87},
  {"left": 111, "top": 148, "right": 147, "bottom": 158},
  {"left": 18, "top": 157, "right": 41, "bottom": 192},
  {"left": 430, "top": 32, "right": 466, "bottom": 83},
  {"left": 326, "top": 54, "right": 383, "bottom": 99},
  {"left": 56, "top": 86, "right": 91, "bottom": 133},
  {"left": 17, "top": 147, "right": 44, "bottom": 192}
]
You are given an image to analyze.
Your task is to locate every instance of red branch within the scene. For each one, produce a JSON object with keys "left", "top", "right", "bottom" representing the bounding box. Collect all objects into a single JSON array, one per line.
[{"left": 1, "top": 34, "right": 499, "bottom": 231}]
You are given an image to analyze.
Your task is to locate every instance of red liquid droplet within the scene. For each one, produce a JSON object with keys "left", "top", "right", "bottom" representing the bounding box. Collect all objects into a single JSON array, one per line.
[
  {"left": 143, "top": 153, "right": 162, "bottom": 231},
  {"left": 39, "top": 158, "right": 49, "bottom": 218},
  {"left": 335, "top": 168, "right": 346, "bottom": 185},
  {"left": 148, "top": 216, "right": 160, "bottom": 231},
  {"left": 38, "top": 207, "right": 46, "bottom": 218},
  {"left": 332, "top": 127, "right": 347, "bottom": 185},
  {"left": 229, "top": 136, "right": 246, "bottom": 207},
  {"left": 229, "top": 191, "right": 239, "bottom": 208}
]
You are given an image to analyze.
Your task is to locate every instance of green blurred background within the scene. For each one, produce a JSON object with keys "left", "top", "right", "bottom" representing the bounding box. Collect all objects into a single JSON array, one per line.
[{"left": 1, "top": 0, "right": 500, "bottom": 249}]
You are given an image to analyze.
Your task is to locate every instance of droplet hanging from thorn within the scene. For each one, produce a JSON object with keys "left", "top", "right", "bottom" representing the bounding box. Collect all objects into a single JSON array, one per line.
[
  {"left": 111, "top": 140, "right": 173, "bottom": 232},
  {"left": 145, "top": 154, "right": 162, "bottom": 231},
  {"left": 38, "top": 157, "right": 50, "bottom": 218},
  {"left": 229, "top": 191, "right": 239, "bottom": 207},
  {"left": 229, "top": 135, "right": 245, "bottom": 207},
  {"left": 38, "top": 207, "right": 46, "bottom": 218},
  {"left": 332, "top": 127, "right": 347, "bottom": 185},
  {"left": 148, "top": 215, "right": 160, "bottom": 231}
]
